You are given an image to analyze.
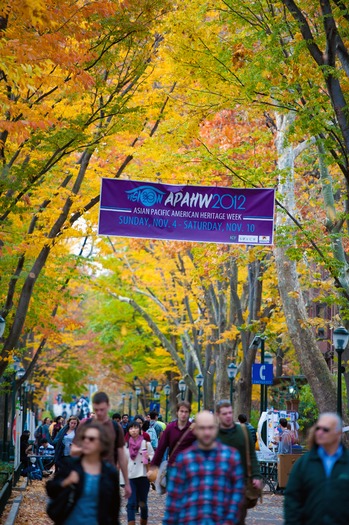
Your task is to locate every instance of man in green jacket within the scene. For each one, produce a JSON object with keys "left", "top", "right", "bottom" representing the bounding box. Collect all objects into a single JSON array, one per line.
[
  {"left": 216, "top": 400, "right": 262, "bottom": 525},
  {"left": 285, "top": 412, "right": 349, "bottom": 525}
]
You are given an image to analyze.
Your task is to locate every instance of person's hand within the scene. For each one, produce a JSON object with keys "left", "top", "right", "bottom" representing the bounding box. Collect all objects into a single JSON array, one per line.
[
  {"left": 124, "top": 481, "right": 132, "bottom": 499},
  {"left": 70, "top": 443, "right": 82, "bottom": 457},
  {"left": 252, "top": 478, "right": 262, "bottom": 489},
  {"left": 146, "top": 466, "right": 158, "bottom": 482},
  {"left": 62, "top": 470, "right": 80, "bottom": 487}
]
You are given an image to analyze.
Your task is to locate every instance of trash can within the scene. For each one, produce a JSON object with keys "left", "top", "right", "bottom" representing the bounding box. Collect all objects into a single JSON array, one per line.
[{"left": 277, "top": 454, "right": 302, "bottom": 488}]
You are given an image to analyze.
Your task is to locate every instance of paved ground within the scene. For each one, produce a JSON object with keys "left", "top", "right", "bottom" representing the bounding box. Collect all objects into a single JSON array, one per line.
[
  {"left": 121, "top": 491, "right": 284, "bottom": 525},
  {"left": 120, "top": 487, "right": 284, "bottom": 525},
  {"left": 1, "top": 479, "right": 284, "bottom": 525}
]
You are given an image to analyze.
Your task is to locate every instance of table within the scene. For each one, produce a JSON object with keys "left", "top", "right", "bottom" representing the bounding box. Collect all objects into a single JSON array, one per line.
[{"left": 258, "top": 458, "right": 278, "bottom": 493}]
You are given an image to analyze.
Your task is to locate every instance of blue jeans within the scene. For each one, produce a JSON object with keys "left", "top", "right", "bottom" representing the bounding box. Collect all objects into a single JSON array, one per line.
[{"left": 127, "top": 477, "right": 150, "bottom": 521}]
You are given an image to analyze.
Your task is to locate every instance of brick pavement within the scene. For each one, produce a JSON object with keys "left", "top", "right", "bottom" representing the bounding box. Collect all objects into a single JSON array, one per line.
[
  {"left": 120, "top": 488, "right": 284, "bottom": 525},
  {"left": 0, "top": 478, "right": 284, "bottom": 525}
]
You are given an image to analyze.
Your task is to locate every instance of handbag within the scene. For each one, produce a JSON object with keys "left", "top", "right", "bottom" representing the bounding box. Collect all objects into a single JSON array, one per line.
[
  {"left": 154, "top": 423, "right": 194, "bottom": 495},
  {"left": 241, "top": 424, "right": 262, "bottom": 509},
  {"left": 46, "top": 484, "right": 76, "bottom": 524}
]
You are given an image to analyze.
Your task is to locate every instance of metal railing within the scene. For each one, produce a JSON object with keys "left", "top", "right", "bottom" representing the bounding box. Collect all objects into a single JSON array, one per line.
[{"left": 0, "top": 471, "right": 13, "bottom": 517}]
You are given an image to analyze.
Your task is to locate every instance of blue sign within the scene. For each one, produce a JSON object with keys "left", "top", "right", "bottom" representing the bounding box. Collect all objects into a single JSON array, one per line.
[
  {"left": 252, "top": 364, "right": 273, "bottom": 385},
  {"left": 150, "top": 402, "right": 160, "bottom": 413}
]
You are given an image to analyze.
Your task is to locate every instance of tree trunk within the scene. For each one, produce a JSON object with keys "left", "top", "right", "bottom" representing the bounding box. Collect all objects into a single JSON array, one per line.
[{"left": 274, "top": 112, "right": 337, "bottom": 412}]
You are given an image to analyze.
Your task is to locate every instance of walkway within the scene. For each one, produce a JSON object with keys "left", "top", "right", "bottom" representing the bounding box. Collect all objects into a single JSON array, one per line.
[{"left": 0, "top": 480, "right": 284, "bottom": 525}]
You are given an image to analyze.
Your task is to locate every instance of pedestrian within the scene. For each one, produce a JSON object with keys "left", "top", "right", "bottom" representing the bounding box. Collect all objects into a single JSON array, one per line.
[
  {"left": 121, "top": 414, "right": 130, "bottom": 434},
  {"left": 50, "top": 416, "right": 65, "bottom": 440},
  {"left": 125, "top": 421, "right": 154, "bottom": 525},
  {"left": 112, "top": 413, "right": 121, "bottom": 423},
  {"left": 71, "top": 391, "right": 131, "bottom": 510},
  {"left": 46, "top": 422, "right": 120, "bottom": 525},
  {"left": 277, "top": 418, "right": 293, "bottom": 454},
  {"left": 125, "top": 415, "right": 151, "bottom": 443},
  {"left": 147, "top": 401, "right": 196, "bottom": 480},
  {"left": 216, "top": 400, "right": 262, "bottom": 525},
  {"left": 284, "top": 412, "right": 349, "bottom": 525},
  {"left": 20, "top": 430, "right": 31, "bottom": 463},
  {"left": 147, "top": 411, "right": 162, "bottom": 450},
  {"left": 163, "top": 411, "right": 244, "bottom": 525},
  {"left": 35, "top": 416, "right": 52, "bottom": 449},
  {"left": 238, "top": 414, "right": 257, "bottom": 443},
  {"left": 53, "top": 416, "right": 80, "bottom": 471}
]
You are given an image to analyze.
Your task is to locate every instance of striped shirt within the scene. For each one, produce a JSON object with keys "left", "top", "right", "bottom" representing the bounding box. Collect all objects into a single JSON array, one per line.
[{"left": 163, "top": 441, "right": 244, "bottom": 525}]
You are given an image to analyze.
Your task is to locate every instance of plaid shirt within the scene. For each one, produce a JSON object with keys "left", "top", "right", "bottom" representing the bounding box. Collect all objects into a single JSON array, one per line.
[{"left": 163, "top": 441, "right": 244, "bottom": 525}]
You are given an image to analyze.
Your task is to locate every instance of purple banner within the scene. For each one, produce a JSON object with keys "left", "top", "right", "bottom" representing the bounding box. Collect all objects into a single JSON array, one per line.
[{"left": 98, "top": 179, "right": 275, "bottom": 245}]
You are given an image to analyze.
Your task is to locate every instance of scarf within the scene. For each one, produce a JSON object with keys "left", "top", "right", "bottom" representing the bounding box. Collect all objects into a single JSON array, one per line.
[{"left": 129, "top": 434, "right": 143, "bottom": 460}]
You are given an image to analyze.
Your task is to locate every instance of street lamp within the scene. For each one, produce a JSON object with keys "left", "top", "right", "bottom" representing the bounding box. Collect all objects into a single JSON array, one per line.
[
  {"left": 135, "top": 387, "right": 141, "bottom": 412},
  {"left": 178, "top": 379, "right": 186, "bottom": 400},
  {"left": 264, "top": 352, "right": 273, "bottom": 412},
  {"left": 121, "top": 393, "right": 126, "bottom": 414},
  {"left": 226, "top": 363, "right": 238, "bottom": 404},
  {"left": 0, "top": 316, "right": 5, "bottom": 338},
  {"left": 154, "top": 391, "right": 160, "bottom": 413},
  {"left": 195, "top": 374, "right": 204, "bottom": 412},
  {"left": 249, "top": 335, "right": 267, "bottom": 413},
  {"left": 164, "top": 384, "right": 170, "bottom": 422},
  {"left": 128, "top": 392, "right": 133, "bottom": 416},
  {"left": 333, "top": 326, "right": 349, "bottom": 417}
]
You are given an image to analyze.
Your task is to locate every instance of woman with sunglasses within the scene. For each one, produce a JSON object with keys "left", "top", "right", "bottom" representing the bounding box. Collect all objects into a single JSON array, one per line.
[
  {"left": 53, "top": 416, "right": 80, "bottom": 471},
  {"left": 46, "top": 422, "right": 119, "bottom": 525}
]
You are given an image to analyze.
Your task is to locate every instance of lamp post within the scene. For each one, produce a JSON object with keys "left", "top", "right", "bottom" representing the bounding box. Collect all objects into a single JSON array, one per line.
[
  {"left": 22, "top": 381, "right": 30, "bottom": 432},
  {"left": 195, "top": 374, "right": 204, "bottom": 412},
  {"left": 263, "top": 352, "right": 273, "bottom": 412},
  {"left": 333, "top": 326, "right": 349, "bottom": 417},
  {"left": 249, "top": 335, "right": 267, "bottom": 414},
  {"left": 178, "top": 380, "right": 186, "bottom": 400},
  {"left": 121, "top": 393, "right": 126, "bottom": 414},
  {"left": 154, "top": 391, "right": 160, "bottom": 413},
  {"left": 226, "top": 363, "right": 238, "bottom": 405},
  {"left": 164, "top": 384, "right": 170, "bottom": 422},
  {"left": 28, "top": 384, "right": 36, "bottom": 413},
  {"left": 128, "top": 392, "right": 133, "bottom": 417},
  {"left": 135, "top": 387, "right": 141, "bottom": 412}
]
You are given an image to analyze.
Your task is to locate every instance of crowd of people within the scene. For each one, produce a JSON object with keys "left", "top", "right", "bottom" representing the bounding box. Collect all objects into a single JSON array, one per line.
[{"left": 20, "top": 392, "right": 349, "bottom": 525}]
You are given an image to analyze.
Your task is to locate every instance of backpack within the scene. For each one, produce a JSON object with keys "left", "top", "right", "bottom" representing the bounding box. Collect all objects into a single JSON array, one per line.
[
  {"left": 29, "top": 465, "right": 43, "bottom": 480},
  {"left": 148, "top": 422, "right": 158, "bottom": 449}
]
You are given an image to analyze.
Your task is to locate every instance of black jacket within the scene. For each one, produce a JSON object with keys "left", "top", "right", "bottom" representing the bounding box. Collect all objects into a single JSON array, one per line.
[
  {"left": 46, "top": 457, "right": 120, "bottom": 525},
  {"left": 285, "top": 445, "right": 349, "bottom": 525}
]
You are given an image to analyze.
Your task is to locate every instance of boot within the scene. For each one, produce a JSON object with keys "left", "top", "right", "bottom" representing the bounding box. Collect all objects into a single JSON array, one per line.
[
  {"left": 140, "top": 520, "right": 147, "bottom": 525},
  {"left": 128, "top": 521, "right": 136, "bottom": 525}
]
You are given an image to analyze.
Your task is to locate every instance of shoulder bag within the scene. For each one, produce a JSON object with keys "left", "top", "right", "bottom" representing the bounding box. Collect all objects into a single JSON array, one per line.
[
  {"left": 46, "top": 483, "right": 76, "bottom": 524},
  {"left": 155, "top": 423, "right": 195, "bottom": 495},
  {"left": 241, "top": 424, "right": 262, "bottom": 509}
]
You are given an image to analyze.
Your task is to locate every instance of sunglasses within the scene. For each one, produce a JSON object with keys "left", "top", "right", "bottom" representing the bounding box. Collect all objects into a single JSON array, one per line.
[
  {"left": 82, "top": 435, "right": 99, "bottom": 442},
  {"left": 315, "top": 426, "right": 331, "bottom": 433}
]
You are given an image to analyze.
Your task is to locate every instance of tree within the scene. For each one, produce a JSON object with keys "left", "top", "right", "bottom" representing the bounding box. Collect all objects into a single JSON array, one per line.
[{"left": 0, "top": 0, "right": 171, "bottom": 380}]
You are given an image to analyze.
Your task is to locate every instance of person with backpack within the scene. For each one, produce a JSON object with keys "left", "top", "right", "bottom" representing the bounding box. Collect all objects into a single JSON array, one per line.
[
  {"left": 35, "top": 417, "right": 52, "bottom": 450},
  {"left": 147, "top": 412, "right": 162, "bottom": 451},
  {"left": 71, "top": 391, "right": 131, "bottom": 519}
]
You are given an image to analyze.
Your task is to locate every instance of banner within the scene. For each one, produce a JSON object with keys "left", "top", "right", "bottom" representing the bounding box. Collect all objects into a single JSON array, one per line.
[{"left": 98, "top": 179, "right": 275, "bottom": 245}]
